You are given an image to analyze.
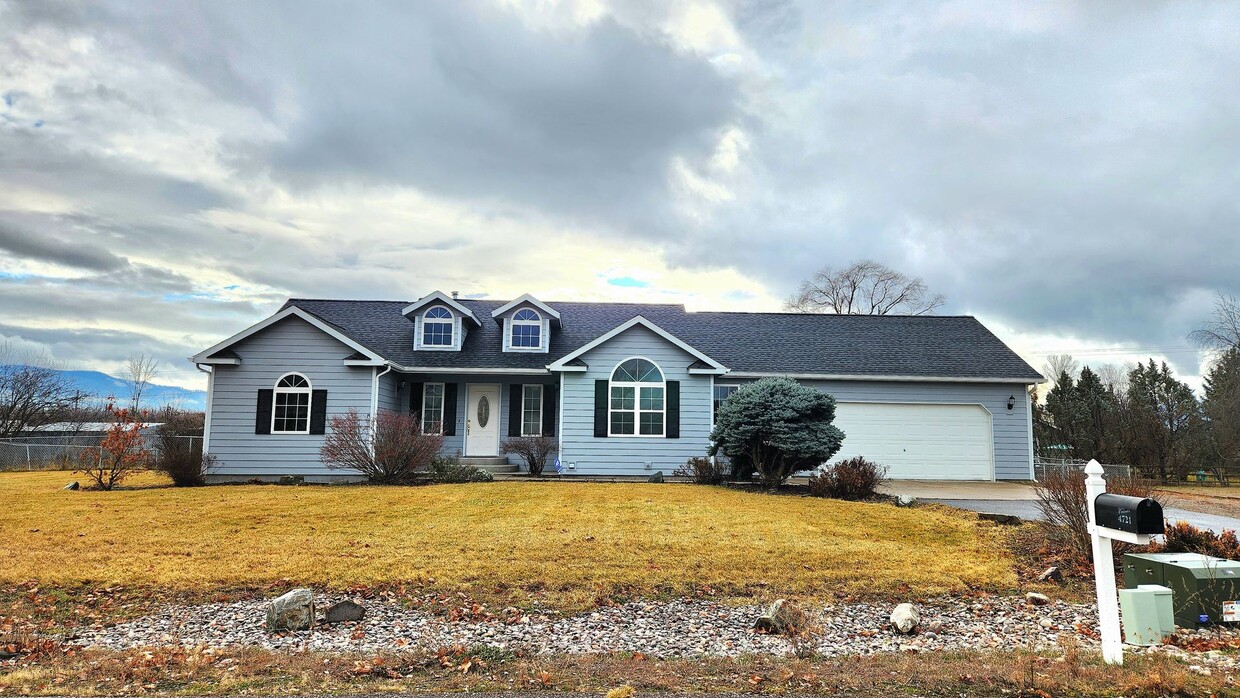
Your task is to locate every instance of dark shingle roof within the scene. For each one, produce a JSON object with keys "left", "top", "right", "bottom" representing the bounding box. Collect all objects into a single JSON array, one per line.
[{"left": 280, "top": 298, "right": 1042, "bottom": 381}]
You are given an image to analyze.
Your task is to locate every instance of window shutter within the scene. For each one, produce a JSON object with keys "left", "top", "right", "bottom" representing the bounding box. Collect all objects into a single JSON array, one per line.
[
  {"left": 665, "top": 381, "right": 680, "bottom": 439},
  {"left": 503, "top": 318, "right": 512, "bottom": 351},
  {"left": 408, "top": 382, "right": 424, "bottom": 418},
  {"left": 309, "top": 389, "right": 328, "bottom": 435},
  {"left": 508, "top": 384, "right": 522, "bottom": 437},
  {"left": 593, "top": 379, "right": 608, "bottom": 438},
  {"left": 540, "top": 319, "right": 549, "bottom": 352},
  {"left": 442, "top": 383, "right": 458, "bottom": 436},
  {"left": 414, "top": 316, "right": 422, "bottom": 350},
  {"left": 255, "top": 389, "right": 273, "bottom": 434},
  {"left": 543, "top": 384, "right": 557, "bottom": 437}
]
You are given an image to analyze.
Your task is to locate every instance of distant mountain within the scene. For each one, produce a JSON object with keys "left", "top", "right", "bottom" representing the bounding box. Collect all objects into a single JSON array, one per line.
[{"left": 55, "top": 369, "right": 207, "bottom": 411}]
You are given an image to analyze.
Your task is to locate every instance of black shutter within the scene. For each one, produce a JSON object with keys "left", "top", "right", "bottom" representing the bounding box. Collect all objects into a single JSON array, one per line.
[
  {"left": 665, "top": 381, "right": 680, "bottom": 439},
  {"left": 309, "top": 389, "right": 328, "bottom": 435},
  {"left": 408, "top": 382, "right": 424, "bottom": 418},
  {"left": 255, "top": 389, "right": 273, "bottom": 434},
  {"left": 508, "top": 384, "right": 523, "bottom": 437},
  {"left": 593, "top": 379, "right": 608, "bottom": 438},
  {"left": 542, "top": 384, "right": 557, "bottom": 437},
  {"left": 442, "top": 383, "right": 458, "bottom": 436}
]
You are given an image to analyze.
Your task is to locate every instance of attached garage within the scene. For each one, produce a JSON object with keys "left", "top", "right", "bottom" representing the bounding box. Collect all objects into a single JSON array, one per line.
[{"left": 831, "top": 402, "right": 994, "bottom": 480}]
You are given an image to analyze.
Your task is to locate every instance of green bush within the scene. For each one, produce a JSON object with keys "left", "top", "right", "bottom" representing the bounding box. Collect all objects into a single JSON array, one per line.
[
  {"left": 427, "top": 456, "right": 494, "bottom": 483},
  {"left": 808, "top": 456, "right": 888, "bottom": 500},
  {"left": 673, "top": 456, "right": 727, "bottom": 485},
  {"left": 708, "top": 377, "right": 845, "bottom": 486}
]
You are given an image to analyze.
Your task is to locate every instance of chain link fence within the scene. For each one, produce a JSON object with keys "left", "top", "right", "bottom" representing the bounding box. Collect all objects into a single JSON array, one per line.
[
  {"left": 0, "top": 434, "right": 203, "bottom": 471},
  {"left": 1034, "top": 458, "right": 1132, "bottom": 482}
]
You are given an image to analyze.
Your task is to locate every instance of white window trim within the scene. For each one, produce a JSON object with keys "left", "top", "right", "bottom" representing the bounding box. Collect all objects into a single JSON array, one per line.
[
  {"left": 422, "top": 382, "right": 446, "bottom": 435},
  {"left": 510, "top": 309, "right": 543, "bottom": 351},
  {"left": 521, "top": 384, "right": 543, "bottom": 437},
  {"left": 712, "top": 382, "right": 740, "bottom": 427},
  {"left": 271, "top": 372, "right": 312, "bottom": 435},
  {"left": 607, "top": 356, "right": 666, "bottom": 438},
  {"left": 420, "top": 306, "right": 456, "bottom": 349}
]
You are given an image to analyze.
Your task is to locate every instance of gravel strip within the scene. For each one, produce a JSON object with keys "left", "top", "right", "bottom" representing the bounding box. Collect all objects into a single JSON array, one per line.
[{"left": 66, "top": 595, "right": 1240, "bottom": 668}]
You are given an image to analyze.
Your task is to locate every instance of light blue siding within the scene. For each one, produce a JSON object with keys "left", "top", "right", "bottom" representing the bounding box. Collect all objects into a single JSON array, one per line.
[
  {"left": 207, "top": 316, "right": 374, "bottom": 480},
  {"left": 559, "top": 325, "right": 712, "bottom": 475},
  {"left": 719, "top": 377, "right": 1032, "bottom": 480}
]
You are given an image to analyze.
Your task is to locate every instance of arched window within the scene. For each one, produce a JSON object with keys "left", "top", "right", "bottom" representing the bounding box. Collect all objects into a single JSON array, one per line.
[
  {"left": 609, "top": 358, "right": 664, "bottom": 436},
  {"left": 510, "top": 308, "right": 541, "bottom": 348},
  {"left": 272, "top": 372, "right": 311, "bottom": 434},
  {"left": 422, "top": 306, "right": 454, "bottom": 347}
]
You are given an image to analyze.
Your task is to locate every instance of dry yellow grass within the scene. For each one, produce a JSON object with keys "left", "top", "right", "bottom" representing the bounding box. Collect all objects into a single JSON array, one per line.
[{"left": 0, "top": 471, "right": 1014, "bottom": 603}]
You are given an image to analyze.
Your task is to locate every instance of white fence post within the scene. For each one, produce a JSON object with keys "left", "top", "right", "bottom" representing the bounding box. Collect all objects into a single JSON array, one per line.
[{"left": 1085, "top": 459, "right": 1124, "bottom": 665}]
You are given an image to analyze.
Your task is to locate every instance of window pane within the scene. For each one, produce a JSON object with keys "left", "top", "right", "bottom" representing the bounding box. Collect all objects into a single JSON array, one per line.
[
  {"left": 639, "top": 412, "right": 664, "bottom": 435},
  {"left": 610, "top": 386, "right": 634, "bottom": 409},
  {"left": 514, "top": 308, "right": 539, "bottom": 321},
  {"left": 512, "top": 322, "right": 540, "bottom": 348},
  {"left": 423, "top": 320, "right": 453, "bottom": 346},
  {"left": 610, "top": 411, "right": 634, "bottom": 435},
  {"left": 639, "top": 387, "right": 663, "bottom": 410},
  {"left": 423, "top": 384, "right": 445, "bottom": 432},
  {"left": 426, "top": 306, "right": 451, "bottom": 319}
]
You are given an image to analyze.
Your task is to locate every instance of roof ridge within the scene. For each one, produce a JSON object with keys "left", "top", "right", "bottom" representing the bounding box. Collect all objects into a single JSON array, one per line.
[{"left": 690, "top": 310, "right": 978, "bottom": 319}]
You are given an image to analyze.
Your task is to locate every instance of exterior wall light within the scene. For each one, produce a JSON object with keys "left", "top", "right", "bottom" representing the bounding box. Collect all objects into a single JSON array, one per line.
[{"left": 1007, "top": 395, "right": 1016, "bottom": 411}]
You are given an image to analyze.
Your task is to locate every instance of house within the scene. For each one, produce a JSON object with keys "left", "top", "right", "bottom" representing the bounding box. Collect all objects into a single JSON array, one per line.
[{"left": 189, "top": 291, "right": 1043, "bottom": 482}]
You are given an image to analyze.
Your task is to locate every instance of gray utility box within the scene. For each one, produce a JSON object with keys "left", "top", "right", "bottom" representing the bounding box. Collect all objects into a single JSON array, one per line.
[{"left": 1123, "top": 552, "right": 1240, "bottom": 628}]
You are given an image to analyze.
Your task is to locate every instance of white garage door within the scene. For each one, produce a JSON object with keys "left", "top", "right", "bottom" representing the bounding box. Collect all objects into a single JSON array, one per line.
[{"left": 830, "top": 402, "right": 994, "bottom": 480}]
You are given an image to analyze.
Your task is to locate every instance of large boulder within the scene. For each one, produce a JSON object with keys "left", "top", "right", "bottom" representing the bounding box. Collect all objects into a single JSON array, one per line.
[
  {"left": 266, "top": 589, "right": 315, "bottom": 631},
  {"left": 889, "top": 603, "right": 919, "bottom": 634},
  {"left": 323, "top": 599, "right": 366, "bottom": 623}
]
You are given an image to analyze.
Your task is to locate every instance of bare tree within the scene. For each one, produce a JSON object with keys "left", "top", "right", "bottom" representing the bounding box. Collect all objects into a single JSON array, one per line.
[
  {"left": 1189, "top": 292, "right": 1240, "bottom": 352},
  {"left": 0, "top": 344, "right": 81, "bottom": 438},
  {"left": 1095, "top": 362, "right": 1132, "bottom": 396},
  {"left": 784, "top": 260, "right": 945, "bottom": 315},
  {"left": 1042, "top": 354, "right": 1080, "bottom": 388},
  {"left": 125, "top": 353, "right": 160, "bottom": 411}
]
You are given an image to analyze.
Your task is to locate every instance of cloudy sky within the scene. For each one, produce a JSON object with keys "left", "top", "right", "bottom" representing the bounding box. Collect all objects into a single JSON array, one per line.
[{"left": 2, "top": 0, "right": 1237, "bottom": 392}]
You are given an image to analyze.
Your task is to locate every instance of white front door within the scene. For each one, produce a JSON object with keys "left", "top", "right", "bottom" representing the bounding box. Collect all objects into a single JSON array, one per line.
[{"left": 465, "top": 383, "right": 501, "bottom": 456}]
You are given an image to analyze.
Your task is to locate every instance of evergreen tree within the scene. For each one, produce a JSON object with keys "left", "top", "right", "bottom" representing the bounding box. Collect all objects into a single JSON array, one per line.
[
  {"left": 1203, "top": 348, "right": 1240, "bottom": 478},
  {"left": 1125, "top": 360, "right": 1203, "bottom": 481}
]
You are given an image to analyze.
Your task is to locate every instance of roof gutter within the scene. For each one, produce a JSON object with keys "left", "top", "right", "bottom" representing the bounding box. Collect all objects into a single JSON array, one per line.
[{"left": 726, "top": 372, "right": 1045, "bottom": 385}]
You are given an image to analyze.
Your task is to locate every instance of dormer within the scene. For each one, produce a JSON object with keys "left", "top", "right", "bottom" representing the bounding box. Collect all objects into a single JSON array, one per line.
[
  {"left": 402, "top": 291, "right": 482, "bottom": 352},
  {"left": 491, "top": 294, "right": 561, "bottom": 353}
]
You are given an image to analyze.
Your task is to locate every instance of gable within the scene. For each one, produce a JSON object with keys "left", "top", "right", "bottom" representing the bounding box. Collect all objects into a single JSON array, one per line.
[{"left": 572, "top": 324, "right": 705, "bottom": 375}]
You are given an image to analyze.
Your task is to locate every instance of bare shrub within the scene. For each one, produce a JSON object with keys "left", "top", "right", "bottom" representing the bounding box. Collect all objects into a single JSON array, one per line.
[
  {"left": 319, "top": 409, "right": 443, "bottom": 484},
  {"left": 77, "top": 406, "right": 150, "bottom": 490},
  {"left": 500, "top": 436, "right": 557, "bottom": 476},
  {"left": 1157, "top": 521, "right": 1240, "bottom": 560},
  {"left": 152, "top": 410, "right": 213, "bottom": 486},
  {"left": 808, "top": 456, "right": 888, "bottom": 500},
  {"left": 673, "top": 456, "right": 727, "bottom": 485},
  {"left": 1034, "top": 468, "right": 1161, "bottom": 563}
]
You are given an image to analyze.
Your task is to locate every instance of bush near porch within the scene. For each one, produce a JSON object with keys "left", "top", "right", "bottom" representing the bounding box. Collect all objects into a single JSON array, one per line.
[{"left": 0, "top": 471, "right": 1014, "bottom": 607}]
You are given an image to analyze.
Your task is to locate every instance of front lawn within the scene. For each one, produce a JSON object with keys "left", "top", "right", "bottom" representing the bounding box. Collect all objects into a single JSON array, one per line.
[{"left": 0, "top": 471, "right": 1014, "bottom": 606}]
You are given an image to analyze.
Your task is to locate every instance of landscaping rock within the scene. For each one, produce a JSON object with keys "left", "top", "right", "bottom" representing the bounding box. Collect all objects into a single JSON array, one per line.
[
  {"left": 266, "top": 589, "right": 315, "bottom": 631},
  {"left": 1025, "top": 592, "right": 1050, "bottom": 606},
  {"left": 890, "top": 603, "right": 919, "bottom": 634},
  {"left": 648, "top": 471, "right": 664, "bottom": 483},
  {"left": 63, "top": 481, "right": 79, "bottom": 490},
  {"left": 977, "top": 512, "right": 1022, "bottom": 526},
  {"left": 753, "top": 599, "right": 800, "bottom": 634},
  {"left": 1036, "top": 566, "right": 1063, "bottom": 583},
  {"left": 894, "top": 494, "right": 916, "bottom": 507},
  {"left": 323, "top": 600, "right": 366, "bottom": 624}
]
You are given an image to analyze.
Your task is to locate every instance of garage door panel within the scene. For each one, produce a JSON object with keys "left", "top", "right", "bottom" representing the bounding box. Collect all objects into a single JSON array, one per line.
[{"left": 831, "top": 402, "right": 993, "bottom": 480}]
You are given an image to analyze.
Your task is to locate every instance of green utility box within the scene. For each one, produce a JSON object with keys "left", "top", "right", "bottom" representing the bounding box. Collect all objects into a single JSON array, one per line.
[{"left": 1123, "top": 552, "right": 1240, "bottom": 628}]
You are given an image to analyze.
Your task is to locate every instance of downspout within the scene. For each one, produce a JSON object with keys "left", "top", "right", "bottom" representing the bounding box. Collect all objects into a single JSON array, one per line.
[
  {"left": 194, "top": 363, "right": 214, "bottom": 455},
  {"left": 370, "top": 364, "right": 393, "bottom": 454}
]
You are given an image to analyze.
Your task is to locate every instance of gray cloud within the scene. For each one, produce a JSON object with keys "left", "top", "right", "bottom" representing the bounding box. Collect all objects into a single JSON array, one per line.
[{"left": 0, "top": 219, "right": 126, "bottom": 271}]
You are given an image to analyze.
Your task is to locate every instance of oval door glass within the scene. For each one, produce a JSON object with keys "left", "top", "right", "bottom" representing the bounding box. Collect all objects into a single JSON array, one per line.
[{"left": 477, "top": 395, "right": 490, "bottom": 428}]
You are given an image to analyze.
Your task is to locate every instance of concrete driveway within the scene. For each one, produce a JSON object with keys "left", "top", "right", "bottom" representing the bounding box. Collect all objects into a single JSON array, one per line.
[{"left": 881, "top": 480, "right": 1240, "bottom": 533}]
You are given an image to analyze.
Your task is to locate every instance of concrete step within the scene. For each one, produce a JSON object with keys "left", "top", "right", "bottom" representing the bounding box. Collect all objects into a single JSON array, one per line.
[
  {"left": 476, "top": 464, "right": 520, "bottom": 474},
  {"left": 459, "top": 456, "right": 511, "bottom": 466}
]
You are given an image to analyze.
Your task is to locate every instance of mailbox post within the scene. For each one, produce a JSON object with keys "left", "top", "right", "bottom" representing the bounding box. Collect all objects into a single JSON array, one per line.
[{"left": 1084, "top": 459, "right": 1162, "bottom": 665}]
